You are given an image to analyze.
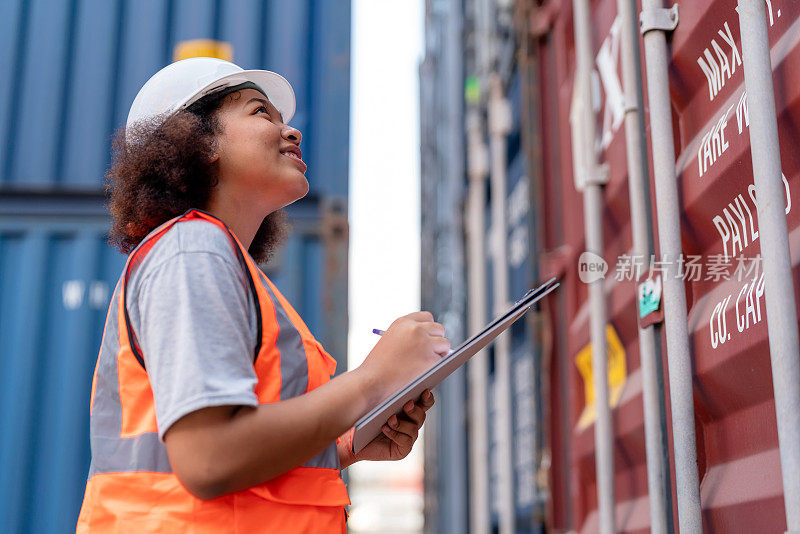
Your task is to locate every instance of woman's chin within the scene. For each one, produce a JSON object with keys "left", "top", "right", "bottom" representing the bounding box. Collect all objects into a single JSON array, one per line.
[
  {"left": 293, "top": 175, "right": 310, "bottom": 198},
  {"left": 275, "top": 178, "right": 310, "bottom": 209}
]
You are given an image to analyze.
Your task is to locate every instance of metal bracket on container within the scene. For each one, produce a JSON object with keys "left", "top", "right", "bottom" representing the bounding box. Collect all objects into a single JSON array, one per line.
[
  {"left": 585, "top": 163, "right": 610, "bottom": 186},
  {"left": 640, "top": 4, "right": 679, "bottom": 35}
]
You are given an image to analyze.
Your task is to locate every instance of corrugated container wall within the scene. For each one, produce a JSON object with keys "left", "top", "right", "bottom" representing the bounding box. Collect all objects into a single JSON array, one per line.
[
  {"left": 0, "top": 1, "right": 351, "bottom": 532},
  {"left": 422, "top": 0, "right": 800, "bottom": 532}
]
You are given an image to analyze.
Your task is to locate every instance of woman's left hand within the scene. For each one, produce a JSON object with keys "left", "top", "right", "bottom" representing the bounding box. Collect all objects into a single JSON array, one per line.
[{"left": 338, "top": 390, "right": 435, "bottom": 468}]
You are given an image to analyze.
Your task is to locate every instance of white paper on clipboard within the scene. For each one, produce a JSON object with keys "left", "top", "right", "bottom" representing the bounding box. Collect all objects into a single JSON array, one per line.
[{"left": 351, "top": 278, "right": 560, "bottom": 453}]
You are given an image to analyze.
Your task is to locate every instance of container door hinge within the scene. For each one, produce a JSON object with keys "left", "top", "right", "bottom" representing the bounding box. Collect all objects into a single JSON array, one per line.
[
  {"left": 640, "top": 4, "right": 679, "bottom": 35},
  {"left": 587, "top": 163, "right": 610, "bottom": 186}
]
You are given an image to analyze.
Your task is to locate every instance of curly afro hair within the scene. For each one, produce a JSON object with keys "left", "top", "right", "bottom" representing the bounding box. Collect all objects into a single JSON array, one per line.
[{"left": 107, "top": 83, "right": 287, "bottom": 264}]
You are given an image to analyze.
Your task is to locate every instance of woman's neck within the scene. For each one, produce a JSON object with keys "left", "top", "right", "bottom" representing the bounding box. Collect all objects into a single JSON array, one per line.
[{"left": 205, "top": 197, "right": 263, "bottom": 251}]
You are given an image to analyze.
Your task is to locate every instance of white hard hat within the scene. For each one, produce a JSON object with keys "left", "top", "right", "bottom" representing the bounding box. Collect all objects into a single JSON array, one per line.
[{"left": 125, "top": 57, "right": 296, "bottom": 130}]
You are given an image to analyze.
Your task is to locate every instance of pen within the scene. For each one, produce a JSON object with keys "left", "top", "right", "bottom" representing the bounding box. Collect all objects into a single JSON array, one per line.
[{"left": 372, "top": 328, "right": 386, "bottom": 336}]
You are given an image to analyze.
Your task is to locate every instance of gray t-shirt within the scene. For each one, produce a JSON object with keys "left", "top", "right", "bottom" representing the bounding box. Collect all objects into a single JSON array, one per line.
[{"left": 126, "top": 219, "right": 260, "bottom": 440}]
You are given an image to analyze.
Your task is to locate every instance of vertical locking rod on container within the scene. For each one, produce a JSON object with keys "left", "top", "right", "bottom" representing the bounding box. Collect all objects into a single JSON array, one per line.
[
  {"left": 465, "top": 108, "right": 491, "bottom": 534},
  {"left": 447, "top": 0, "right": 469, "bottom": 531},
  {"left": 737, "top": 2, "right": 800, "bottom": 532},
  {"left": 639, "top": 2, "right": 703, "bottom": 532},
  {"left": 571, "top": 0, "right": 615, "bottom": 532},
  {"left": 616, "top": 0, "right": 673, "bottom": 532},
  {"left": 488, "top": 74, "right": 516, "bottom": 534}
]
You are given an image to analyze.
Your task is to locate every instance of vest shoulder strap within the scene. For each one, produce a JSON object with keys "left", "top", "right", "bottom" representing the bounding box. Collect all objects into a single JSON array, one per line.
[{"left": 121, "top": 209, "right": 263, "bottom": 369}]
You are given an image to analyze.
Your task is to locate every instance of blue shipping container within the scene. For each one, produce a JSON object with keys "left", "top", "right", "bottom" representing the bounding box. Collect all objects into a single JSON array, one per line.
[
  {"left": 0, "top": 1, "right": 351, "bottom": 532},
  {"left": 0, "top": 223, "right": 124, "bottom": 534},
  {"left": 0, "top": 0, "right": 350, "bottom": 195},
  {"left": 0, "top": 222, "right": 348, "bottom": 532}
]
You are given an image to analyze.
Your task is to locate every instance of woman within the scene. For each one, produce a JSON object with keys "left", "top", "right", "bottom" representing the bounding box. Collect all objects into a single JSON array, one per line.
[{"left": 76, "top": 57, "right": 449, "bottom": 533}]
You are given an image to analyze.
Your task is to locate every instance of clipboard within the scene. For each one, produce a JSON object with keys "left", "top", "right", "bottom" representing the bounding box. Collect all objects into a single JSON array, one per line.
[{"left": 351, "top": 277, "right": 560, "bottom": 453}]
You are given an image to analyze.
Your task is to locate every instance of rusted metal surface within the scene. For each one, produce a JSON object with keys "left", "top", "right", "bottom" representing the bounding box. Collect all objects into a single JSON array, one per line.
[
  {"left": 320, "top": 197, "right": 349, "bottom": 375},
  {"left": 530, "top": 0, "right": 800, "bottom": 531}
]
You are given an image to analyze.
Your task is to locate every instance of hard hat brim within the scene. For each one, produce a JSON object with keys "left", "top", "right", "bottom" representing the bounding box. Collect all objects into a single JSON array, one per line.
[{"left": 178, "top": 69, "right": 296, "bottom": 124}]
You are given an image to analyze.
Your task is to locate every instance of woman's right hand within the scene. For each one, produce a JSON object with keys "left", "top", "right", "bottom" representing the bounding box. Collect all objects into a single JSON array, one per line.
[{"left": 357, "top": 311, "right": 451, "bottom": 404}]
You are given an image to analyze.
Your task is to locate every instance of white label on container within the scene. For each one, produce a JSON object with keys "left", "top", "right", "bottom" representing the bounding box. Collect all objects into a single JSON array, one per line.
[
  {"left": 62, "top": 280, "right": 85, "bottom": 310},
  {"left": 89, "top": 281, "right": 109, "bottom": 309}
]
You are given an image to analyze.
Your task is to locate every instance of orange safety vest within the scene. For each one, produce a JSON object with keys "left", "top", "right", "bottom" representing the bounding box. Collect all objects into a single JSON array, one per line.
[{"left": 77, "top": 210, "right": 349, "bottom": 533}]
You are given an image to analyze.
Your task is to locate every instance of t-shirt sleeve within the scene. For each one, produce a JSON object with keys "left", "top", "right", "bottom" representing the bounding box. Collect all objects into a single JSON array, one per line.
[{"left": 133, "top": 248, "right": 259, "bottom": 441}]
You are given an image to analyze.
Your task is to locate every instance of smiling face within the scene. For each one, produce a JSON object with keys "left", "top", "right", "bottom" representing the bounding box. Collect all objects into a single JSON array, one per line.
[{"left": 210, "top": 88, "right": 309, "bottom": 216}]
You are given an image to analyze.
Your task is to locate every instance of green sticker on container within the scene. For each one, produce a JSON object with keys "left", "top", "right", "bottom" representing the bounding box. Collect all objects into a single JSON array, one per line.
[
  {"left": 465, "top": 76, "right": 480, "bottom": 105},
  {"left": 638, "top": 276, "right": 662, "bottom": 318}
]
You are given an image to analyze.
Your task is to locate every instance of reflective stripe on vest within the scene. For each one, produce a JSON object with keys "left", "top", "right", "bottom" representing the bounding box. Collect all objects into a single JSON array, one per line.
[{"left": 78, "top": 210, "right": 348, "bottom": 532}]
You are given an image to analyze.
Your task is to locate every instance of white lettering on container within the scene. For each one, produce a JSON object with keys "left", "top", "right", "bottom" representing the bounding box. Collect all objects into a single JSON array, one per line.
[
  {"left": 736, "top": 91, "right": 749, "bottom": 134},
  {"left": 697, "top": 21, "right": 742, "bottom": 102},
  {"left": 735, "top": 272, "right": 766, "bottom": 333},
  {"left": 62, "top": 280, "right": 86, "bottom": 310},
  {"left": 698, "top": 104, "right": 733, "bottom": 178},
  {"left": 710, "top": 272, "right": 767, "bottom": 350},
  {"left": 712, "top": 174, "right": 791, "bottom": 260},
  {"left": 596, "top": 16, "right": 625, "bottom": 150},
  {"left": 747, "top": 173, "right": 792, "bottom": 216},
  {"left": 88, "top": 281, "right": 109, "bottom": 309},
  {"left": 712, "top": 193, "right": 759, "bottom": 260},
  {"left": 710, "top": 293, "right": 733, "bottom": 349}
]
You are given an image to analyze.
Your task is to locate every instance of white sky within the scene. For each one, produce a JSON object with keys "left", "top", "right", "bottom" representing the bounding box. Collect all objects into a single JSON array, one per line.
[
  {"left": 347, "top": 6, "right": 427, "bottom": 530},
  {"left": 348, "top": 0, "right": 424, "bottom": 370}
]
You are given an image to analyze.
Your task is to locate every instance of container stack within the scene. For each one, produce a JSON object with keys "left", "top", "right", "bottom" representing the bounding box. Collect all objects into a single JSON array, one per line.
[
  {"left": 421, "top": 0, "right": 800, "bottom": 532},
  {"left": 0, "top": 2, "right": 350, "bottom": 532}
]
